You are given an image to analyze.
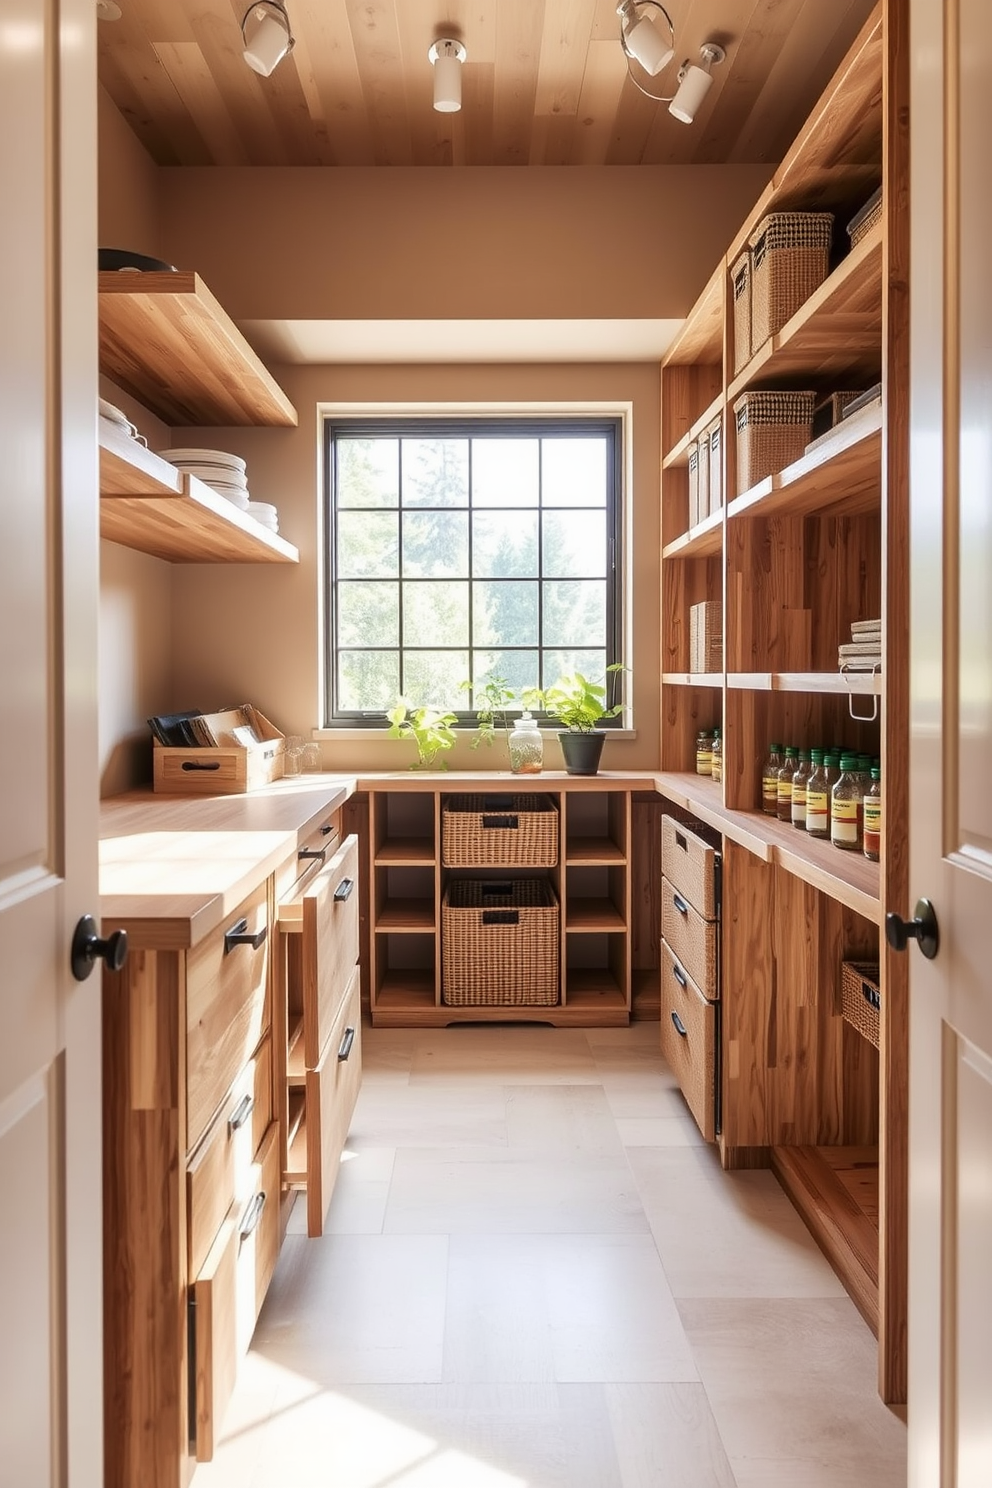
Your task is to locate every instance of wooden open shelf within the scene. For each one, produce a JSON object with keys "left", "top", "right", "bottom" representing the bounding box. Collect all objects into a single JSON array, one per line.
[
  {"left": 662, "top": 264, "right": 724, "bottom": 367},
  {"left": 728, "top": 222, "right": 883, "bottom": 402},
  {"left": 772, "top": 1145, "right": 880, "bottom": 1334},
  {"left": 728, "top": 404, "right": 882, "bottom": 521},
  {"left": 566, "top": 899, "right": 626, "bottom": 932},
  {"left": 373, "top": 838, "right": 436, "bottom": 866},
  {"left": 99, "top": 425, "right": 299, "bottom": 563},
  {"left": 662, "top": 509, "right": 723, "bottom": 559},
  {"left": 565, "top": 837, "right": 625, "bottom": 865},
  {"left": 727, "top": 671, "right": 882, "bottom": 696},
  {"left": 662, "top": 392, "right": 724, "bottom": 469},
  {"left": 99, "top": 271, "right": 297, "bottom": 427},
  {"left": 374, "top": 899, "right": 435, "bottom": 931},
  {"left": 662, "top": 673, "right": 725, "bottom": 689},
  {"left": 655, "top": 771, "right": 880, "bottom": 923}
]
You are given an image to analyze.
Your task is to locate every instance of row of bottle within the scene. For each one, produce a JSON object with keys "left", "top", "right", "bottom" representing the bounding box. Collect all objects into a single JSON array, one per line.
[{"left": 761, "top": 744, "right": 881, "bottom": 859}]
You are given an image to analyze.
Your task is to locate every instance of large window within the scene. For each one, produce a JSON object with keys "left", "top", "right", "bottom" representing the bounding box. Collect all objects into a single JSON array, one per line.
[{"left": 323, "top": 418, "right": 622, "bottom": 724}]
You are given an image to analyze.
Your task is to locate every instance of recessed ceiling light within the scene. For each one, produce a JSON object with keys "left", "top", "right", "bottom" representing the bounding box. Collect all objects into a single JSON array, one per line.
[{"left": 97, "top": 0, "right": 122, "bottom": 20}]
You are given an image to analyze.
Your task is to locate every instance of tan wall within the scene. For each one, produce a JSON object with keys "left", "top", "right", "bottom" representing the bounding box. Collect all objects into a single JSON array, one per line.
[
  {"left": 168, "top": 360, "right": 661, "bottom": 773},
  {"left": 158, "top": 164, "right": 770, "bottom": 321},
  {"left": 97, "top": 84, "right": 163, "bottom": 258}
]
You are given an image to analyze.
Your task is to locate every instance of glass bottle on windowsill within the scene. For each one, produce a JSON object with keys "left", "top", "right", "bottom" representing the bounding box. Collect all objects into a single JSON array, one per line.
[{"left": 508, "top": 711, "right": 543, "bottom": 774}]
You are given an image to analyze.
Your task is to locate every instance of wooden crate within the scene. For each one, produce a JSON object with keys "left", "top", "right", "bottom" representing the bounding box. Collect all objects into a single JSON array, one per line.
[
  {"left": 689, "top": 599, "right": 723, "bottom": 674},
  {"left": 153, "top": 706, "right": 285, "bottom": 794}
]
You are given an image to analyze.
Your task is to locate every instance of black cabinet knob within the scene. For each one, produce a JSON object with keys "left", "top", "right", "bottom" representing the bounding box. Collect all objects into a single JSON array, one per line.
[
  {"left": 70, "top": 915, "right": 128, "bottom": 981},
  {"left": 885, "top": 897, "right": 940, "bottom": 960}
]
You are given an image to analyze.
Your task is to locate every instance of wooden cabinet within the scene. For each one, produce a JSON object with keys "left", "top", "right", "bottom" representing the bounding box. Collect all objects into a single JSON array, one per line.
[
  {"left": 361, "top": 776, "right": 658, "bottom": 1028},
  {"left": 655, "top": 0, "right": 908, "bottom": 1403},
  {"left": 98, "top": 269, "right": 300, "bottom": 563}
]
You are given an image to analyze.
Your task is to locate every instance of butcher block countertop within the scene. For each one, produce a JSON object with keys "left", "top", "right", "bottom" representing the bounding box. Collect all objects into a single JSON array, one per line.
[{"left": 99, "top": 774, "right": 356, "bottom": 948}]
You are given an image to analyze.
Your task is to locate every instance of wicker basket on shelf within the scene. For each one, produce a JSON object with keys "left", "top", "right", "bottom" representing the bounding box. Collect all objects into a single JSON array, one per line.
[
  {"left": 749, "top": 211, "right": 833, "bottom": 351},
  {"left": 847, "top": 186, "right": 883, "bottom": 248},
  {"left": 841, "top": 961, "right": 881, "bottom": 1048},
  {"left": 441, "top": 793, "right": 559, "bottom": 867},
  {"left": 731, "top": 249, "right": 751, "bottom": 373},
  {"left": 733, "top": 389, "right": 816, "bottom": 496},
  {"left": 442, "top": 878, "right": 559, "bottom": 1006}
]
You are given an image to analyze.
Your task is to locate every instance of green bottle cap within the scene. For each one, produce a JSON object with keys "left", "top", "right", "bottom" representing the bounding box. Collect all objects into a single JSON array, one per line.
[
  {"left": 871, "top": 767, "right": 881, "bottom": 780},
  {"left": 798, "top": 749, "right": 810, "bottom": 762},
  {"left": 769, "top": 742, "right": 782, "bottom": 753},
  {"left": 839, "top": 753, "right": 858, "bottom": 769},
  {"left": 810, "top": 748, "right": 824, "bottom": 763},
  {"left": 784, "top": 745, "right": 797, "bottom": 757}
]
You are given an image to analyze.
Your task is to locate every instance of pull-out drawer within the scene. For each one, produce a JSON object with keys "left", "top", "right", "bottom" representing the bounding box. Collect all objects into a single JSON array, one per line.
[
  {"left": 659, "top": 941, "right": 716, "bottom": 1142},
  {"left": 193, "top": 1122, "right": 280, "bottom": 1462},
  {"left": 287, "top": 966, "right": 362, "bottom": 1238},
  {"left": 274, "top": 810, "right": 342, "bottom": 900},
  {"left": 661, "top": 874, "right": 718, "bottom": 1000},
  {"left": 661, "top": 815, "right": 720, "bottom": 918},
  {"left": 279, "top": 834, "right": 359, "bottom": 1067},
  {"left": 187, "top": 882, "right": 270, "bottom": 1151},
  {"left": 187, "top": 1037, "right": 273, "bottom": 1280}
]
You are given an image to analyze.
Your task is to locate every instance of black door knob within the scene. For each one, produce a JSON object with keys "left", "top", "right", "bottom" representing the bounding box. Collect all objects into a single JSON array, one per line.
[
  {"left": 885, "top": 897, "right": 939, "bottom": 960},
  {"left": 70, "top": 915, "right": 128, "bottom": 982}
]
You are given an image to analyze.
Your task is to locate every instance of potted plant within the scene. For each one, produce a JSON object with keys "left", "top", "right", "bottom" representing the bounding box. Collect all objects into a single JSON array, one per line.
[
  {"left": 525, "top": 665, "right": 625, "bottom": 775},
  {"left": 385, "top": 698, "right": 458, "bottom": 770},
  {"left": 458, "top": 674, "right": 517, "bottom": 755}
]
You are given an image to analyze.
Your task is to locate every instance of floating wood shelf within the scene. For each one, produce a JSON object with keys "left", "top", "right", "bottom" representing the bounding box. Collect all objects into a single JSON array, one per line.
[
  {"left": 373, "top": 899, "right": 435, "bottom": 932},
  {"left": 662, "top": 509, "right": 724, "bottom": 559},
  {"left": 99, "top": 271, "right": 298, "bottom": 427},
  {"left": 565, "top": 837, "right": 625, "bottom": 865},
  {"left": 566, "top": 899, "right": 626, "bottom": 932},
  {"left": 728, "top": 405, "right": 882, "bottom": 521},
  {"left": 662, "top": 264, "right": 724, "bottom": 368},
  {"left": 662, "top": 392, "right": 725, "bottom": 470},
  {"left": 99, "top": 424, "right": 299, "bottom": 564},
  {"left": 373, "top": 838, "right": 436, "bottom": 866},
  {"left": 662, "top": 673, "right": 725, "bottom": 689},
  {"left": 727, "top": 670, "right": 882, "bottom": 696}
]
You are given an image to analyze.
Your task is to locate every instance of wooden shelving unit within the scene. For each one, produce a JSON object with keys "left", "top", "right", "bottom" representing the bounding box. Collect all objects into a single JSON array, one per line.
[
  {"left": 99, "top": 271, "right": 298, "bottom": 427},
  {"left": 99, "top": 423, "right": 300, "bottom": 563},
  {"left": 655, "top": 0, "right": 908, "bottom": 1405}
]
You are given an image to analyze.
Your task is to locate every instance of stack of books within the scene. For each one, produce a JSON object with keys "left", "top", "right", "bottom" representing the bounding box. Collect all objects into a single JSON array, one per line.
[{"left": 838, "top": 618, "right": 882, "bottom": 672}]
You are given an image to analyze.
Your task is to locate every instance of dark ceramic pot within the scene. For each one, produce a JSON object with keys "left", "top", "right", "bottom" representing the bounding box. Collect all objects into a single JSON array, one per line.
[{"left": 557, "top": 730, "right": 606, "bottom": 776}]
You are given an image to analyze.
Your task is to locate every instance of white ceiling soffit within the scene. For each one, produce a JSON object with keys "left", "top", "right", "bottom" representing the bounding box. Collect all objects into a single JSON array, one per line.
[{"left": 238, "top": 319, "right": 683, "bottom": 366}]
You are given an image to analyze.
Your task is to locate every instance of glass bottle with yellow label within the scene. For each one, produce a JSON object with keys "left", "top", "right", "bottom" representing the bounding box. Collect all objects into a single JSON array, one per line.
[
  {"left": 761, "top": 742, "right": 782, "bottom": 815},
  {"left": 831, "top": 753, "right": 864, "bottom": 851},
  {"left": 805, "top": 749, "right": 830, "bottom": 837}
]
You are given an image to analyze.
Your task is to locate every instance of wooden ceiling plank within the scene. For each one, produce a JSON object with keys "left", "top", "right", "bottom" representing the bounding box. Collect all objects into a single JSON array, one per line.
[
  {"left": 687, "top": 0, "right": 791, "bottom": 166},
  {"left": 636, "top": 0, "right": 755, "bottom": 164},
  {"left": 604, "top": 71, "right": 663, "bottom": 165},
  {"left": 572, "top": 37, "right": 627, "bottom": 164},
  {"left": 463, "top": 61, "right": 496, "bottom": 166},
  {"left": 152, "top": 41, "right": 250, "bottom": 166},
  {"left": 291, "top": 0, "right": 374, "bottom": 166},
  {"left": 534, "top": 0, "right": 599, "bottom": 117},
  {"left": 492, "top": 0, "right": 547, "bottom": 165},
  {"left": 97, "top": 54, "right": 184, "bottom": 165},
  {"left": 393, "top": 0, "right": 448, "bottom": 165},
  {"left": 344, "top": 0, "right": 414, "bottom": 165},
  {"left": 181, "top": 0, "right": 292, "bottom": 165},
  {"left": 100, "top": 39, "right": 213, "bottom": 164}
]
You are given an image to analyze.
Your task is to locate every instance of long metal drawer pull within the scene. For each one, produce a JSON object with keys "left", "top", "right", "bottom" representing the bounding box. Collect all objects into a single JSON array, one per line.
[
  {"left": 299, "top": 846, "right": 326, "bottom": 863},
  {"left": 671, "top": 1011, "right": 688, "bottom": 1038},
  {"left": 672, "top": 962, "right": 688, "bottom": 989},
  {"left": 672, "top": 892, "right": 689, "bottom": 916},
  {"left": 482, "top": 909, "right": 519, "bottom": 925},
  {"left": 333, "top": 877, "right": 354, "bottom": 901},
  {"left": 223, "top": 918, "right": 268, "bottom": 954},
  {"left": 338, "top": 1026, "right": 356, "bottom": 1061},
  {"left": 181, "top": 760, "right": 220, "bottom": 772},
  {"left": 228, "top": 1093, "right": 255, "bottom": 1133},
  {"left": 239, "top": 1191, "right": 266, "bottom": 1240}
]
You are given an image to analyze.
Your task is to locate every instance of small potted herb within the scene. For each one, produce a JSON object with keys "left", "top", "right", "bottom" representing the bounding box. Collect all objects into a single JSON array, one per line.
[
  {"left": 385, "top": 699, "right": 458, "bottom": 770},
  {"left": 525, "top": 665, "right": 625, "bottom": 775}
]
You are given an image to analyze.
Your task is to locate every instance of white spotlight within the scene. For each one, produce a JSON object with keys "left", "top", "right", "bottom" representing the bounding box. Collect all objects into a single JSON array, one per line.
[{"left": 669, "top": 42, "right": 726, "bottom": 124}]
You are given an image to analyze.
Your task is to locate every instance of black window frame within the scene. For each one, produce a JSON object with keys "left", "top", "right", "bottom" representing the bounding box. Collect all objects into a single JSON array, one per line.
[{"left": 322, "top": 415, "right": 624, "bottom": 728}]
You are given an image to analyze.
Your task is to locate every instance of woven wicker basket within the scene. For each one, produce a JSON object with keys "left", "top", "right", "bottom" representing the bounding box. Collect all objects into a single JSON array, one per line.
[
  {"left": 689, "top": 599, "right": 722, "bottom": 674},
  {"left": 441, "top": 793, "right": 559, "bottom": 867},
  {"left": 847, "top": 186, "right": 883, "bottom": 248},
  {"left": 707, "top": 418, "right": 723, "bottom": 515},
  {"left": 731, "top": 249, "right": 751, "bottom": 373},
  {"left": 841, "top": 961, "right": 880, "bottom": 1048},
  {"left": 442, "top": 878, "right": 559, "bottom": 1005},
  {"left": 733, "top": 389, "right": 816, "bottom": 496},
  {"left": 749, "top": 211, "right": 833, "bottom": 351}
]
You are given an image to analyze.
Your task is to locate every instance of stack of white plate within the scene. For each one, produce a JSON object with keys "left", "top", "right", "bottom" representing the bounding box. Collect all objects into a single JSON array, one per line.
[
  {"left": 99, "top": 398, "right": 144, "bottom": 444},
  {"left": 155, "top": 448, "right": 251, "bottom": 511},
  {"left": 246, "top": 501, "right": 279, "bottom": 533}
]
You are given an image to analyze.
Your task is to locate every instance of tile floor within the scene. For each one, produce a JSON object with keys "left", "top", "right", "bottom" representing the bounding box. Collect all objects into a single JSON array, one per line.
[{"left": 194, "top": 1020, "right": 907, "bottom": 1488}]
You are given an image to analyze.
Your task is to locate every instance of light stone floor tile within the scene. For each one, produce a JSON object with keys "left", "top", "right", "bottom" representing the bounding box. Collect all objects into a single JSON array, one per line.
[
  {"left": 614, "top": 1114, "right": 705, "bottom": 1147},
  {"left": 297, "top": 1145, "right": 396, "bottom": 1235},
  {"left": 349, "top": 1082, "right": 510, "bottom": 1150},
  {"left": 383, "top": 1146, "right": 650, "bottom": 1234},
  {"left": 252, "top": 1233, "right": 448, "bottom": 1383},
  {"left": 503, "top": 1083, "right": 626, "bottom": 1155},
  {"left": 604, "top": 1382, "right": 738, "bottom": 1488},
  {"left": 679, "top": 1297, "right": 907, "bottom": 1482},
  {"left": 407, "top": 1025, "right": 602, "bottom": 1085}
]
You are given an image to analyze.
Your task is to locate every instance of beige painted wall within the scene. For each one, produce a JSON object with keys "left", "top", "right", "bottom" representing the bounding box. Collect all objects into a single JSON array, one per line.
[
  {"left": 168, "top": 359, "right": 661, "bottom": 773},
  {"left": 97, "top": 84, "right": 162, "bottom": 259}
]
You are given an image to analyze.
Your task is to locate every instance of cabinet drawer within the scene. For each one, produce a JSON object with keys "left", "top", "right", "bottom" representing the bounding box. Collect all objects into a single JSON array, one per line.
[
  {"left": 279, "top": 834, "right": 359, "bottom": 1068},
  {"left": 193, "top": 1122, "right": 280, "bottom": 1462},
  {"left": 299, "top": 967, "right": 362, "bottom": 1238},
  {"left": 274, "top": 811, "right": 341, "bottom": 901},
  {"left": 661, "top": 815, "right": 720, "bottom": 919},
  {"left": 661, "top": 875, "right": 718, "bottom": 999},
  {"left": 187, "top": 1037, "right": 273, "bottom": 1280},
  {"left": 659, "top": 942, "right": 716, "bottom": 1142}
]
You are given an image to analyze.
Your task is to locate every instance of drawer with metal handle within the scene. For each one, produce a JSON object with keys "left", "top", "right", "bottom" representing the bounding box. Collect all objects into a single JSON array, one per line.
[
  {"left": 278, "top": 833, "right": 359, "bottom": 1067},
  {"left": 661, "top": 874, "right": 719, "bottom": 1000},
  {"left": 659, "top": 941, "right": 716, "bottom": 1142}
]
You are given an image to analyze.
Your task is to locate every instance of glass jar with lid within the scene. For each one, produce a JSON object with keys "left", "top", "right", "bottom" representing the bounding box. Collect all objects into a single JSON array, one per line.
[{"left": 508, "top": 711, "right": 543, "bottom": 774}]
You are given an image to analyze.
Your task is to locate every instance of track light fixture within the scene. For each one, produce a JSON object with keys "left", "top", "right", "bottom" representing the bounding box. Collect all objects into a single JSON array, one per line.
[
  {"left": 669, "top": 43, "right": 726, "bottom": 123},
  {"left": 616, "top": 0, "right": 674, "bottom": 78},
  {"left": 428, "top": 38, "right": 466, "bottom": 112},
  {"left": 241, "top": 1, "right": 295, "bottom": 78}
]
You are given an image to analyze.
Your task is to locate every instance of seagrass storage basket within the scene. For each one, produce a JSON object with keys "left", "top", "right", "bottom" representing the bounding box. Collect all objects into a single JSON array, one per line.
[
  {"left": 749, "top": 211, "right": 833, "bottom": 351},
  {"left": 441, "top": 793, "right": 559, "bottom": 867},
  {"left": 733, "top": 389, "right": 816, "bottom": 496},
  {"left": 689, "top": 599, "right": 722, "bottom": 674},
  {"left": 707, "top": 417, "right": 723, "bottom": 515},
  {"left": 731, "top": 249, "right": 751, "bottom": 372},
  {"left": 442, "top": 878, "right": 559, "bottom": 1005},
  {"left": 847, "top": 186, "right": 883, "bottom": 248},
  {"left": 841, "top": 961, "right": 881, "bottom": 1048}
]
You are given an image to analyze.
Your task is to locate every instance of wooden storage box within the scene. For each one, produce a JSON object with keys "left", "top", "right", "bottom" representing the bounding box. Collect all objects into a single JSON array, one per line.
[
  {"left": 706, "top": 418, "right": 723, "bottom": 515},
  {"left": 731, "top": 249, "right": 751, "bottom": 373},
  {"left": 442, "top": 878, "right": 559, "bottom": 1006},
  {"left": 662, "top": 815, "right": 720, "bottom": 919},
  {"left": 153, "top": 706, "right": 285, "bottom": 795},
  {"left": 689, "top": 599, "right": 723, "bottom": 674},
  {"left": 749, "top": 211, "right": 833, "bottom": 351},
  {"left": 441, "top": 793, "right": 559, "bottom": 867},
  {"left": 841, "top": 960, "right": 881, "bottom": 1048},
  {"left": 733, "top": 389, "right": 816, "bottom": 496}
]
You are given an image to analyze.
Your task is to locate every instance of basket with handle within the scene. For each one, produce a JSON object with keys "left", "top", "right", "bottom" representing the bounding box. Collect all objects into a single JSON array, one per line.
[
  {"left": 749, "top": 211, "right": 833, "bottom": 351},
  {"left": 442, "top": 878, "right": 559, "bottom": 1005},
  {"left": 841, "top": 961, "right": 881, "bottom": 1048},
  {"left": 441, "top": 793, "right": 559, "bottom": 867},
  {"left": 733, "top": 389, "right": 816, "bottom": 496},
  {"left": 731, "top": 249, "right": 751, "bottom": 373}
]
